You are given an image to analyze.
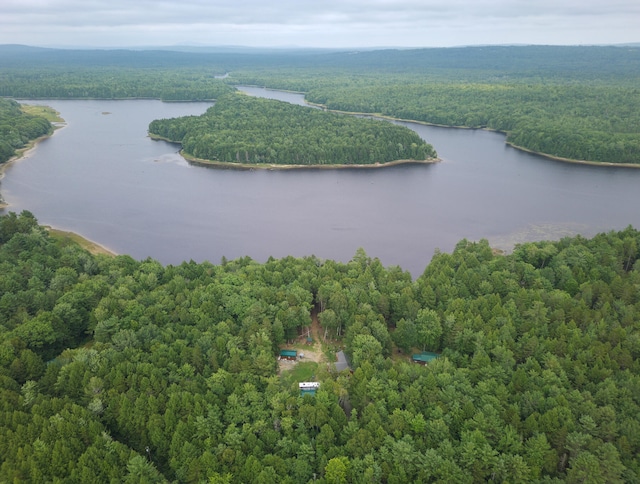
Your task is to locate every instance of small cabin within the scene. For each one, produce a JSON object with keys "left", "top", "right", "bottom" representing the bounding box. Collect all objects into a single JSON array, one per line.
[
  {"left": 412, "top": 351, "right": 439, "bottom": 365},
  {"left": 279, "top": 349, "right": 298, "bottom": 361},
  {"left": 299, "top": 382, "right": 320, "bottom": 396}
]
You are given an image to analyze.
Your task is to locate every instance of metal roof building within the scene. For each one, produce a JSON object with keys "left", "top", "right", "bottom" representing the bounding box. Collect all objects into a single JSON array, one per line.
[
  {"left": 279, "top": 349, "right": 297, "bottom": 360},
  {"left": 299, "top": 382, "right": 320, "bottom": 396},
  {"left": 412, "top": 351, "right": 439, "bottom": 365},
  {"left": 334, "top": 350, "right": 352, "bottom": 372}
]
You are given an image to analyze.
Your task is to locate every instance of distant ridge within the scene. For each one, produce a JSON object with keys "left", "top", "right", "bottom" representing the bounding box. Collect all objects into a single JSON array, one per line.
[
  {"left": 0, "top": 44, "right": 343, "bottom": 55},
  {"left": 0, "top": 44, "right": 53, "bottom": 52},
  {"left": 1, "top": 44, "right": 639, "bottom": 77}
]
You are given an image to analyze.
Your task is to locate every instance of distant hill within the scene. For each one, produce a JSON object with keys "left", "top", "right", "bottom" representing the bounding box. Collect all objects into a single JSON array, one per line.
[{"left": 2, "top": 43, "right": 639, "bottom": 77}]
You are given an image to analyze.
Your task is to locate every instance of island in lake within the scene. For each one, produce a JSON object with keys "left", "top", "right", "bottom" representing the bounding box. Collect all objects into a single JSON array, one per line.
[{"left": 148, "top": 92, "right": 437, "bottom": 168}]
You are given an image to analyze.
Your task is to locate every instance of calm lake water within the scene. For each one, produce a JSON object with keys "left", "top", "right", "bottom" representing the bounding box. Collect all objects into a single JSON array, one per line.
[{"left": 2, "top": 90, "right": 640, "bottom": 277}]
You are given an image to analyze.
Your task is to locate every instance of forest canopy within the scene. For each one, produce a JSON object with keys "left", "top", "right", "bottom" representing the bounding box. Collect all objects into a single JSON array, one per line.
[
  {"left": 149, "top": 93, "right": 436, "bottom": 166},
  {"left": 1, "top": 211, "right": 639, "bottom": 482}
]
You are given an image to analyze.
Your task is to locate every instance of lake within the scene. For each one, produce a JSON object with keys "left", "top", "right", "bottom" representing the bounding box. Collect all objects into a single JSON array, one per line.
[{"left": 2, "top": 90, "right": 640, "bottom": 277}]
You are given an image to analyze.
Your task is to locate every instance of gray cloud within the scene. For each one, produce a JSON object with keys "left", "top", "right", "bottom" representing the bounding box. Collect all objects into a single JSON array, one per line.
[{"left": 1, "top": 0, "right": 638, "bottom": 47}]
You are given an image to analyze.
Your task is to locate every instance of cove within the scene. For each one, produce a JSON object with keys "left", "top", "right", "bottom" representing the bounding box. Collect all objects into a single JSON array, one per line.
[{"left": 2, "top": 94, "right": 640, "bottom": 277}]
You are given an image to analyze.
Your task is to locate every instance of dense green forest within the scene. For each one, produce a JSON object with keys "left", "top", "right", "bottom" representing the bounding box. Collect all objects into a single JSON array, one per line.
[
  {"left": 0, "top": 67, "right": 233, "bottom": 102},
  {"left": 2, "top": 44, "right": 639, "bottom": 164},
  {"left": 0, "top": 99, "right": 52, "bottom": 164},
  {"left": 1, "top": 211, "right": 639, "bottom": 482},
  {"left": 0, "top": 46, "right": 234, "bottom": 101},
  {"left": 149, "top": 93, "right": 436, "bottom": 166}
]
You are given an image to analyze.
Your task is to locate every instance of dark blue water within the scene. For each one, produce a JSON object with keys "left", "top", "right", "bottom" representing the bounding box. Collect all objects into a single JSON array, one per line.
[{"left": 2, "top": 92, "right": 639, "bottom": 277}]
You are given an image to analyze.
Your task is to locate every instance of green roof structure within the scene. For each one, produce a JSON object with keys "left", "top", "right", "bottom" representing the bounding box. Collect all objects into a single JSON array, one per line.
[
  {"left": 279, "top": 349, "right": 297, "bottom": 360},
  {"left": 412, "top": 351, "right": 439, "bottom": 364},
  {"left": 299, "top": 382, "right": 320, "bottom": 397}
]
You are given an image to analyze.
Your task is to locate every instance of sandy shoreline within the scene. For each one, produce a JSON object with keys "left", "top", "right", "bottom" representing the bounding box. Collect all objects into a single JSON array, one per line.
[
  {"left": 44, "top": 226, "right": 117, "bottom": 257},
  {"left": 182, "top": 152, "right": 440, "bottom": 170},
  {"left": 150, "top": 134, "right": 439, "bottom": 169},
  {"left": 502, "top": 141, "right": 640, "bottom": 168}
]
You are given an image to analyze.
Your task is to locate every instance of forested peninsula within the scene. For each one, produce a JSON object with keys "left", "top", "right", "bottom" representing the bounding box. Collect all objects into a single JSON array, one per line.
[
  {"left": 2, "top": 44, "right": 640, "bottom": 164},
  {"left": 149, "top": 93, "right": 436, "bottom": 166},
  {"left": 1, "top": 211, "right": 640, "bottom": 482},
  {"left": 0, "top": 99, "right": 53, "bottom": 164}
]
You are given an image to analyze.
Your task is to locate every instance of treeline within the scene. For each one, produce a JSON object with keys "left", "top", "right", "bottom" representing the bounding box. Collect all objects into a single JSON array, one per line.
[
  {"left": 0, "top": 99, "right": 52, "bottom": 163},
  {"left": 0, "top": 68, "right": 234, "bottom": 102},
  {"left": 1, "top": 211, "right": 639, "bottom": 482},
  {"left": 149, "top": 93, "right": 436, "bottom": 166}
]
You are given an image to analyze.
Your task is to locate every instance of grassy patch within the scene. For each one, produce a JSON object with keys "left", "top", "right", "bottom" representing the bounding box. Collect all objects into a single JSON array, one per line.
[
  {"left": 46, "top": 227, "right": 115, "bottom": 257},
  {"left": 389, "top": 343, "right": 413, "bottom": 363},
  {"left": 281, "top": 361, "right": 318, "bottom": 383},
  {"left": 21, "top": 104, "right": 64, "bottom": 123}
]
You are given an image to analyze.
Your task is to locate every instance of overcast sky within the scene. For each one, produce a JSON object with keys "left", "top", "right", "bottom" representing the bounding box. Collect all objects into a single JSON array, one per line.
[{"left": 1, "top": 0, "right": 639, "bottom": 49}]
